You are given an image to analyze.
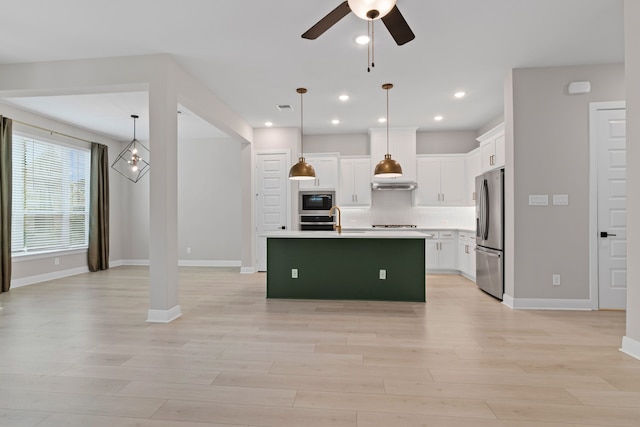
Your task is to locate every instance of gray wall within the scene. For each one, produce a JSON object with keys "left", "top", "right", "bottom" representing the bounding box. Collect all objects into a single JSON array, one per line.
[
  {"left": 122, "top": 136, "right": 242, "bottom": 263},
  {"left": 416, "top": 131, "right": 477, "bottom": 154},
  {"left": 624, "top": 0, "right": 640, "bottom": 346},
  {"left": 305, "top": 133, "right": 368, "bottom": 155},
  {"left": 509, "top": 64, "right": 625, "bottom": 299},
  {"left": 178, "top": 137, "right": 241, "bottom": 262},
  {"left": 301, "top": 130, "right": 478, "bottom": 156},
  {"left": 1, "top": 102, "right": 125, "bottom": 282}
]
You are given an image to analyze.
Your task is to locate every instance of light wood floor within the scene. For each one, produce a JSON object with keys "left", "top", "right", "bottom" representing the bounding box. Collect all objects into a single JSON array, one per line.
[{"left": 0, "top": 267, "right": 639, "bottom": 427}]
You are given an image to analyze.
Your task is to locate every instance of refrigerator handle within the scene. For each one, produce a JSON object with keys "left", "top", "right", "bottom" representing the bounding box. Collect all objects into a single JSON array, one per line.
[
  {"left": 474, "top": 247, "right": 501, "bottom": 258},
  {"left": 482, "top": 179, "right": 490, "bottom": 241}
]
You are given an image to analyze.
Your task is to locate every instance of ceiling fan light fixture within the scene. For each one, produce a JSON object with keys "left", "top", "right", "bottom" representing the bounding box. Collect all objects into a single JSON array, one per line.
[{"left": 348, "top": 0, "right": 397, "bottom": 20}]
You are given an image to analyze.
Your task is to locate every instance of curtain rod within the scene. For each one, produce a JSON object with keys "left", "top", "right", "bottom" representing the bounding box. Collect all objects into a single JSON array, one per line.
[{"left": 13, "top": 119, "right": 96, "bottom": 145}]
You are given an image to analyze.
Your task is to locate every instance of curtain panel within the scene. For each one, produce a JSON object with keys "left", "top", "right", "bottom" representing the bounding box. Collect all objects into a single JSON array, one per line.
[
  {"left": 88, "top": 142, "right": 109, "bottom": 272},
  {"left": 0, "top": 116, "right": 12, "bottom": 293}
]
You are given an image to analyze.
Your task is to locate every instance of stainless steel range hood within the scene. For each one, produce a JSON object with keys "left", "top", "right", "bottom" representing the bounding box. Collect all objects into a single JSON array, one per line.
[{"left": 371, "top": 182, "right": 418, "bottom": 191}]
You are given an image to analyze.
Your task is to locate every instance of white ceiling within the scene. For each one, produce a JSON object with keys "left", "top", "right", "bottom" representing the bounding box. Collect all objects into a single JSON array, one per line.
[{"left": 0, "top": 0, "right": 625, "bottom": 142}]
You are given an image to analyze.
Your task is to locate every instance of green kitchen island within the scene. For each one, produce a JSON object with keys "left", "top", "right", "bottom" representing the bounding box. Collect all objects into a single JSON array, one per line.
[{"left": 265, "top": 230, "right": 427, "bottom": 302}]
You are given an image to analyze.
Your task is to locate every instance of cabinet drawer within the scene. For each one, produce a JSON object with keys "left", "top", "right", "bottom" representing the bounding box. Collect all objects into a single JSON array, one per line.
[{"left": 439, "top": 231, "right": 456, "bottom": 239}]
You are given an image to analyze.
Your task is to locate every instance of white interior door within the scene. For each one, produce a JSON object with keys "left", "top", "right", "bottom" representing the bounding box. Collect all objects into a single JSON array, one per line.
[
  {"left": 597, "top": 108, "right": 627, "bottom": 309},
  {"left": 256, "top": 152, "right": 288, "bottom": 272}
]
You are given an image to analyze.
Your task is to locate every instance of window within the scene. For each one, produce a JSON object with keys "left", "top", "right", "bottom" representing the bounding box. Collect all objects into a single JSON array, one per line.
[{"left": 11, "top": 133, "right": 91, "bottom": 255}]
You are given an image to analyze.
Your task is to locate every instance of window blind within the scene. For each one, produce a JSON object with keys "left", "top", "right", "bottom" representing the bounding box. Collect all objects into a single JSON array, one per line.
[{"left": 11, "top": 134, "right": 91, "bottom": 255}]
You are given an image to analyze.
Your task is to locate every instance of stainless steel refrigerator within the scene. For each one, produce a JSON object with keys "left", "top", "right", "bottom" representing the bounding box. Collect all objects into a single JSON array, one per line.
[{"left": 475, "top": 168, "right": 504, "bottom": 300}]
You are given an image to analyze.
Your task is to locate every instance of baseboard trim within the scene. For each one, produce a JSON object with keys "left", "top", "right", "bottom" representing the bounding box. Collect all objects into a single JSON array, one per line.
[
  {"left": 178, "top": 260, "right": 241, "bottom": 267},
  {"left": 502, "top": 294, "right": 514, "bottom": 308},
  {"left": 240, "top": 266, "right": 256, "bottom": 274},
  {"left": 120, "top": 259, "right": 150, "bottom": 266},
  {"left": 147, "top": 305, "right": 182, "bottom": 323},
  {"left": 503, "top": 296, "right": 592, "bottom": 310},
  {"left": 11, "top": 266, "right": 90, "bottom": 288},
  {"left": 621, "top": 336, "right": 640, "bottom": 360},
  {"left": 120, "top": 259, "right": 242, "bottom": 268}
]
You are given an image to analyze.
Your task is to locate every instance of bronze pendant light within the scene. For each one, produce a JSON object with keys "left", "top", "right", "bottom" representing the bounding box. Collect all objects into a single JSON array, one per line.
[
  {"left": 374, "top": 83, "right": 403, "bottom": 177},
  {"left": 289, "top": 87, "right": 317, "bottom": 180}
]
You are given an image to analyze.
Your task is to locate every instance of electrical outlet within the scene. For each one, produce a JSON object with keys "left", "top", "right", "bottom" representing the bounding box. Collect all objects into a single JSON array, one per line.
[
  {"left": 552, "top": 274, "right": 561, "bottom": 286},
  {"left": 186, "top": 247, "right": 191, "bottom": 254},
  {"left": 291, "top": 269, "right": 298, "bottom": 279},
  {"left": 54, "top": 258, "right": 60, "bottom": 265},
  {"left": 379, "top": 269, "right": 386, "bottom": 280}
]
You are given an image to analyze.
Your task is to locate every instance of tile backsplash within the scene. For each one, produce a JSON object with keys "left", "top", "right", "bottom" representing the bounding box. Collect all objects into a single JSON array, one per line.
[{"left": 341, "top": 191, "right": 475, "bottom": 229}]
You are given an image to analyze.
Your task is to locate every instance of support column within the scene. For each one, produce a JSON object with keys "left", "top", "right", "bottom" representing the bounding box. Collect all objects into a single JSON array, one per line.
[
  {"left": 147, "top": 73, "right": 181, "bottom": 323},
  {"left": 240, "top": 141, "right": 255, "bottom": 273}
]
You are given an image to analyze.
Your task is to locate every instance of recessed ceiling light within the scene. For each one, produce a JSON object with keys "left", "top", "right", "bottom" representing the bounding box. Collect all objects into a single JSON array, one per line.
[
  {"left": 355, "top": 35, "right": 370, "bottom": 45},
  {"left": 339, "top": 94, "right": 349, "bottom": 101},
  {"left": 378, "top": 117, "right": 386, "bottom": 123},
  {"left": 265, "top": 121, "right": 273, "bottom": 127},
  {"left": 454, "top": 91, "right": 466, "bottom": 99},
  {"left": 434, "top": 115, "right": 444, "bottom": 121},
  {"left": 331, "top": 119, "right": 340, "bottom": 125}
]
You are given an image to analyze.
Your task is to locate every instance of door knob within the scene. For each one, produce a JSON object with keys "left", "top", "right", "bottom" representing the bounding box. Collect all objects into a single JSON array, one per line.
[
  {"left": 600, "top": 231, "right": 617, "bottom": 238},
  {"left": 281, "top": 226, "right": 286, "bottom": 230}
]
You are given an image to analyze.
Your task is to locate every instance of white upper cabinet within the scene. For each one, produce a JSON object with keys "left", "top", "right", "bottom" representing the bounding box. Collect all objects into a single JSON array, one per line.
[
  {"left": 370, "top": 128, "right": 417, "bottom": 183},
  {"left": 415, "top": 155, "right": 466, "bottom": 206},
  {"left": 298, "top": 154, "right": 339, "bottom": 190},
  {"left": 339, "top": 157, "right": 371, "bottom": 206},
  {"left": 466, "top": 148, "right": 481, "bottom": 206},
  {"left": 477, "top": 123, "right": 505, "bottom": 172}
]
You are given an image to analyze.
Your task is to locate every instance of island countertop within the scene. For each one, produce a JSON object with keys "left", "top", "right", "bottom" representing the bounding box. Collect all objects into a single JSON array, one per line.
[{"left": 263, "top": 230, "right": 432, "bottom": 239}]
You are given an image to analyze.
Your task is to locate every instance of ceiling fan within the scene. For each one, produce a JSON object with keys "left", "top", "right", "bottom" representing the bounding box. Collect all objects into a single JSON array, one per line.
[{"left": 302, "top": 0, "right": 415, "bottom": 46}]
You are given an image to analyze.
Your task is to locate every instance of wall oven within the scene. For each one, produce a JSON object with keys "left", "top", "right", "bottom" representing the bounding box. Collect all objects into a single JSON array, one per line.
[
  {"left": 299, "top": 191, "right": 335, "bottom": 230},
  {"left": 300, "top": 215, "right": 335, "bottom": 231}
]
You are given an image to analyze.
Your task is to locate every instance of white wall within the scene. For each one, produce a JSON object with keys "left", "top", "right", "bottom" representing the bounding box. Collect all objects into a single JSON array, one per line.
[
  {"left": 507, "top": 64, "right": 625, "bottom": 302},
  {"left": 623, "top": 0, "right": 640, "bottom": 356}
]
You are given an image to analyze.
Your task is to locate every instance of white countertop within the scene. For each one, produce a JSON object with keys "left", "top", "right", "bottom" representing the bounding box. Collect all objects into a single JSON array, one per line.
[{"left": 264, "top": 230, "right": 432, "bottom": 239}]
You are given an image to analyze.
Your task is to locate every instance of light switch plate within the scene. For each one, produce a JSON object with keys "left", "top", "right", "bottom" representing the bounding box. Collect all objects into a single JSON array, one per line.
[
  {"left": 529, "top": 195, "right": 549, "bottom": 206},
  {"left": 553, "top": 194, "right": 569, "bottom": 205}
]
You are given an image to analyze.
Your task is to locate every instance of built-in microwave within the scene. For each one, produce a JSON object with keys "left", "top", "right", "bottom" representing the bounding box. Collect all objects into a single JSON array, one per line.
[{"left": 299, "top": 191, "right": 335, "bottom": 214}]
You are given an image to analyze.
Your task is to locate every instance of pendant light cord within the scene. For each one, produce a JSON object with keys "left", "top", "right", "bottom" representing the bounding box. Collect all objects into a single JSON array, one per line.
[
  {"left": 367, "top": 21, "right": 371, "bottom": 72},
  {"left": 386, "top": 85, "right": 390, "bottom": 154},
  {"left": 296, "top": 88, "right": 307, "bottom": 158}
]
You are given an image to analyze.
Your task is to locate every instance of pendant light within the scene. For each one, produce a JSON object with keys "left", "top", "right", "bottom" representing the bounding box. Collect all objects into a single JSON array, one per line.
[
  {"left": 111, "top": 114, "right": 150, "bottom": 183},
  {"left": 289, "top": 87, "right": 316, "bottom": 180},
  {"left": 374, "top": 83, "right": 402, "bottom": 177}
]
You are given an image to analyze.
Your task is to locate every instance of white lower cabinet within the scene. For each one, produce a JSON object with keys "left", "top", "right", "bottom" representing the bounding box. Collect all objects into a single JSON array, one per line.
[
  {"left": 425, "top": 230, "right": 457, "bottom": 270},
  {"left": 457, "top": 231, "right": 476, "bottom": 280}
]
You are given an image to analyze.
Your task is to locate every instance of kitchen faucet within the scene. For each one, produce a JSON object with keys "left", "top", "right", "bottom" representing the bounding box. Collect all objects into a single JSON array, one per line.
[{"left": 329, "top": 205, "right": 342, "bottom": 234}]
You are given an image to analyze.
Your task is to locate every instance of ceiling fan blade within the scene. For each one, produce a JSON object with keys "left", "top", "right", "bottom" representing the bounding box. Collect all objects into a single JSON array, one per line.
[
  {"left": 302, "top": 1, "right": 351, "bottom": 40},
  {"left": 381, "top": 6, "right": 415, "bottom": 45}
]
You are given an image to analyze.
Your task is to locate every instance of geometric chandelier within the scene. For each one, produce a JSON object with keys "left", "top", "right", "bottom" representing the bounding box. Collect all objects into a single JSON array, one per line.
[{"left": 111, "top": 114, "right": 150, "bottom": 183}]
